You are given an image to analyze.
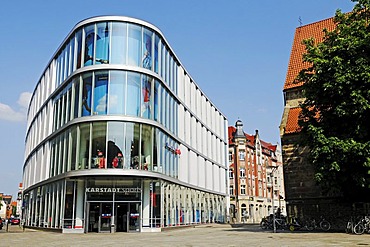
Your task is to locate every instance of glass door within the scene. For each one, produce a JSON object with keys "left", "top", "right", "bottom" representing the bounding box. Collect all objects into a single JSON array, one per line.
[
  {"left": 100, "top": 203, "right": 112, "bottom": 232},
  {"left": 88, "top": 203, "right": 100, "bottom": 232},
  {"left": 115, "top": 203, "right": 128, "bottom": 232},
  {"left": 129, "top": 203, "right": 140, "bottom": 232}
]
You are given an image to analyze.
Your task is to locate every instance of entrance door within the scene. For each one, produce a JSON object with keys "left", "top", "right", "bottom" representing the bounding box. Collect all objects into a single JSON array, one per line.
[
  {"left": 88, "top": 203, "right": 100, "bottom": 232},
  {"left": 100, "top": 203, "right": 112, "bottom": 232},
  {"left": 88, "top": 202, "right": 140, "bottom": 233},
  {"left": 87, "top": 202, "right": 112, "bottom": 233},
  {"left": 129, "top": 203, "right": 140, "bottom": 232},
  {"left": 115, "top": 203, "right": 128, "bottom": 232}
]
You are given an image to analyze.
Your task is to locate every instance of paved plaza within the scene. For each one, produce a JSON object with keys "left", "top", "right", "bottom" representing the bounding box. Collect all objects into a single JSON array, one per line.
[{"left": 0, "top": 224, "right": 369, "bottom": 247}]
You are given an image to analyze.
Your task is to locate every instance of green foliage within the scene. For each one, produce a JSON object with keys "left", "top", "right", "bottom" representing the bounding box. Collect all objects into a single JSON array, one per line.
[{"left": 298, "top": 0, "right": 370, "bottom": 200}]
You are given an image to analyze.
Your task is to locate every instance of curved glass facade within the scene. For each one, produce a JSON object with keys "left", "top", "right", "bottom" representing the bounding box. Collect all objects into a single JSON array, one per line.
[{"left": 22, "top": 16, "right": 228, "bottom": 233}]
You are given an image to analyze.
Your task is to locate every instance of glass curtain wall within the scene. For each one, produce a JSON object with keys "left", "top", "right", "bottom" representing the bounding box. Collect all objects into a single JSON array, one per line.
[
  {"left": 50, "top": 121, "right": 179, "bottom": 176},
  {"left": 54, "top": 21, "right": 178, "bottom": 97},
  {"left": 53, "top": 70, "right": 177, "bottom": 136}
]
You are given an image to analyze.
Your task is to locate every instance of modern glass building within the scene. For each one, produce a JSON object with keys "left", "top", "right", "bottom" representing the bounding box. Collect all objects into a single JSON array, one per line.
[{"left": 22, "top": 16, "right": 228, "bottom": 233}]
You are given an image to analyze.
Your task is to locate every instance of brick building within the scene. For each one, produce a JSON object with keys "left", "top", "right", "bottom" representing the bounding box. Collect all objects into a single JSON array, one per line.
[
  {"left": 228, "top": 120, "right": 285, "bottom": 223},
  {"left": 279, "top": 17, "right": 369, "bottom": 219}
]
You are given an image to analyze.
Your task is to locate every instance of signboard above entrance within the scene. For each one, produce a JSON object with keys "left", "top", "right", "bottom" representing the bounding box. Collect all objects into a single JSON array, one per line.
[{"left": 85, "top": 187, "right": 142, "bottom": 193}]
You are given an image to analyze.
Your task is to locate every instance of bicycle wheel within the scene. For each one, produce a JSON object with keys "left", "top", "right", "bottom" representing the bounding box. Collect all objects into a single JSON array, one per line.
[
  {"left": 306, "top": 223, "right": 315, "bottom": 231},
  {"left": 320, "top": 220, "right": 331, "bottom": 231},
  {"left": 345, "top": 222, "right": 353, "bottom": 234},
  {"left": 260, "top": 220, "right": 268, "bottom": 230},
  {"left": 353, "top": 223, "right": 365, "bottom": 235}
]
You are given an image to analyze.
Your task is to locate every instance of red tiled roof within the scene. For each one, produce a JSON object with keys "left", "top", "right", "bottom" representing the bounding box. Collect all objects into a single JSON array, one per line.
[
  {"left": 228, "top": 126, "right": 277, "bottom": 152},
  {"left": 228, "top": 126, "right": 236, "bottom": 144},
  {"left": 283, "top": 18, "right": 336, "bottom": 90},
  {"left": 285, "top": 107, "right": 302, "bottom": 134}
]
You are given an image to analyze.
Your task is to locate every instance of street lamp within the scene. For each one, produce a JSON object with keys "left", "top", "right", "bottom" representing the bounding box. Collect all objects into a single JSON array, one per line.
[{"left": 270, "top": 166, "right": 278, "bottom": 233}]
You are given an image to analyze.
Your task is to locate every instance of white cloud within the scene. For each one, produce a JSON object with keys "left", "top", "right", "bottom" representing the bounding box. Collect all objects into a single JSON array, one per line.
[
  {"left": 17, "top": 92, "right": 32, "bottom": 109},
  {"left": 95, "top": 95, "right": 107, "bottom": 113},
  {"left": 0, "top": 92, "right": 32, "bottom": 122}
]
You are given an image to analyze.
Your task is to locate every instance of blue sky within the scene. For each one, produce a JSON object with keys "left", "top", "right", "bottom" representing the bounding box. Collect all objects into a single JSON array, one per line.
[{"left": 0, "top": 0, "right": 355, "bottom": 198}]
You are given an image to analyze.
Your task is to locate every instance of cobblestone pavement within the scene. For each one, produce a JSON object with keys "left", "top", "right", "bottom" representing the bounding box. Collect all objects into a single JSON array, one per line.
[{"left": 0, "top": 224, "right": 369, "bottom": 247}]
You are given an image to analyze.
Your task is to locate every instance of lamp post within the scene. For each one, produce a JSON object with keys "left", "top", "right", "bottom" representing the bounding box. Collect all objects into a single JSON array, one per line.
[{"left": 270, "top": 166, "right": 278, "bottom": 233}]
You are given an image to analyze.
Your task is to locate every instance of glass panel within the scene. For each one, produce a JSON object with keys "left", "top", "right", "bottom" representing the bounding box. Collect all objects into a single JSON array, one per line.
[
  {"left": 95, "top": 22, "right": 110, "bottom": 64},
  {"left": 108, "top": 71, "right": 126, "bottom": 114},
  {"left": 107, "top": 122, "right": 125, "bottom": 169},
  {"left": 128, "top": 24, "right": 141, "bottom": 67},
  {"left": 53, "top": 99, "right": 58, "bottom": 131},
  {"left": 126, "top": 122, "right": 140, "bottom": 169},
  {"left": 93, "top": 71, "right": 108, "bottom": 115},
  {"left": 129, "top": 203, "right": 140, "bottom": 232},
  {"left": 59, "top": 51, "right": 64, "bottom": 85},
  {"left": 50, "top": 139, "right": 56, "bottom": 176},
  {"left": 141, "top": 125, "right": 152, "bottom": 171},
  {"left": 78, "top": 123, "right": 90, "bottom": 170},
  {"left": 63, "top": 45, "right": 68, "bottom": 80},
  {"left": 81, "top": 73, "right": 92, "bottom": 116},
  {"left": 56, "top": 55, "right": 61, "bottom": 86},
  {"left": 70, "top": 125, "right": 77, "bottom": 170},
  {"left": 56, "top": 135, "right": 62, "bottom": 175},
  {"left": 84, "top": 24, "right": 95, "bottom": 66},
  {"left": 66, "top": 87, "right": 72, "bottom": 122},
  {"left": 70, "top": 36, "right": 75, "bottom": 73},
  {"left": 62, "top": 93, "right": 67, "bottom": 126},
  {"left": 161, "top": 44, "right": 165, "bottom": 78},
  {"left": 126, "top": 72, "right": 140, "bottom": 116},
  {"left": 153, "top": 80, "right": 159, "bottom": 121},
  {"left": 57, "top": 97, "right": 62, "bottom": 128},
  {"left": 100, "top": 203, "right": 112, "bottom": 232},
  {"left": 73, "top": 77, "right": 80, "bottom": 119},
  {"left": 76, "top": 29, "right": 82, "bottom": 69},
  {"left": 91, "top": 122, "right": 107, "bottom": 169},
  {"left": 142, "top": 29, "right": 152, "bottom": 70},
  {"left": 160, "top": 86, "right": 166, "bottom": 125},
  {"left": 64, "top": 181, "right": 74, "bottom": 228},
  {"left": 153, "top": 129, "right": 158, "bottom": 172},
  {"left": 154, "top": 35, "right": 159, "bottom": 73},
  {"left": 141, "top": 75, "right": 152, "bottom": 119},
  {"left": 64, "top": 131, "right": 69, "bottom": 173},
  {"left": 88, "top": 203, "right": 99, "bottom": 232},
  {"left": 111, "top": 22, "right": 127, "bottom": 64}
]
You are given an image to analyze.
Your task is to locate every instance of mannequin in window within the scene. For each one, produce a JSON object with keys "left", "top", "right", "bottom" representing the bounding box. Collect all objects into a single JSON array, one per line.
[
  {"left": 96, "top": 150, "right": 105, "bottom": 169},
  {"left": 132, "top": 156, "right": 140, "bottom": 169},
  {"left": 112, "top": 152, "right": 123, "bottom": 168},
  {"left": 108, "top": 140, "right": 123, "bottom": 168},
  {"left": 143, "top": 155, "right": 151, "bottom": 170},
  {"left": 141, "top": 79, "right": 151, "bottom": 116}
]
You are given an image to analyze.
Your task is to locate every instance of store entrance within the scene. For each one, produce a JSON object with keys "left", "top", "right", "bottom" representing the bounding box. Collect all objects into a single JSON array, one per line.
[
  {"left": 87, "top": 202, "right": 140, "bottom": 233},
  {"left": 88, "top": 202, "right": 112, "bottom": 232},
  {"left": 115, "top": 203, "right": 128, "bottom": 232}
]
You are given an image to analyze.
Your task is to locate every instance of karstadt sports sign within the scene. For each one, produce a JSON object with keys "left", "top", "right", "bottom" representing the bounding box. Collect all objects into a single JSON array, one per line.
[{"left": 85, "top": 187, "right": 142, "bottom": 193}]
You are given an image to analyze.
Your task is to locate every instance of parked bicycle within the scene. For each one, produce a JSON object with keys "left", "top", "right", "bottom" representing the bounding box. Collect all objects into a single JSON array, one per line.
[
  {"left": 353, "top": 216, "right": 370, "bottom": 235},
  {"left": 260, "top": 214, "right": 288, "bottom": 231},
  {"left": 287, "top": 216, "right": 330, "bottom": 232},
  {"left": 288, "top": 217, "right": 315, "bottom": 231},
  {"left": 308, "top": 216, "right": 331, "bottom": 231}
]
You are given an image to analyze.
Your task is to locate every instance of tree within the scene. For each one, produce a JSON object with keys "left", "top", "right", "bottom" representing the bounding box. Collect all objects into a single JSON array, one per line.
[{"left": 297, "top": 0, "right": 370, "bottom": 201}]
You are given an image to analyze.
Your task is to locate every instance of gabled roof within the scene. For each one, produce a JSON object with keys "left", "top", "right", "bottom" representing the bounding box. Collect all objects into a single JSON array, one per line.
[
  {"left": 283, "top": 17, "right": 336, "bottom": 90},
  {"left": 228, "top": 126, "right": 277, "bottom": 153}
]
